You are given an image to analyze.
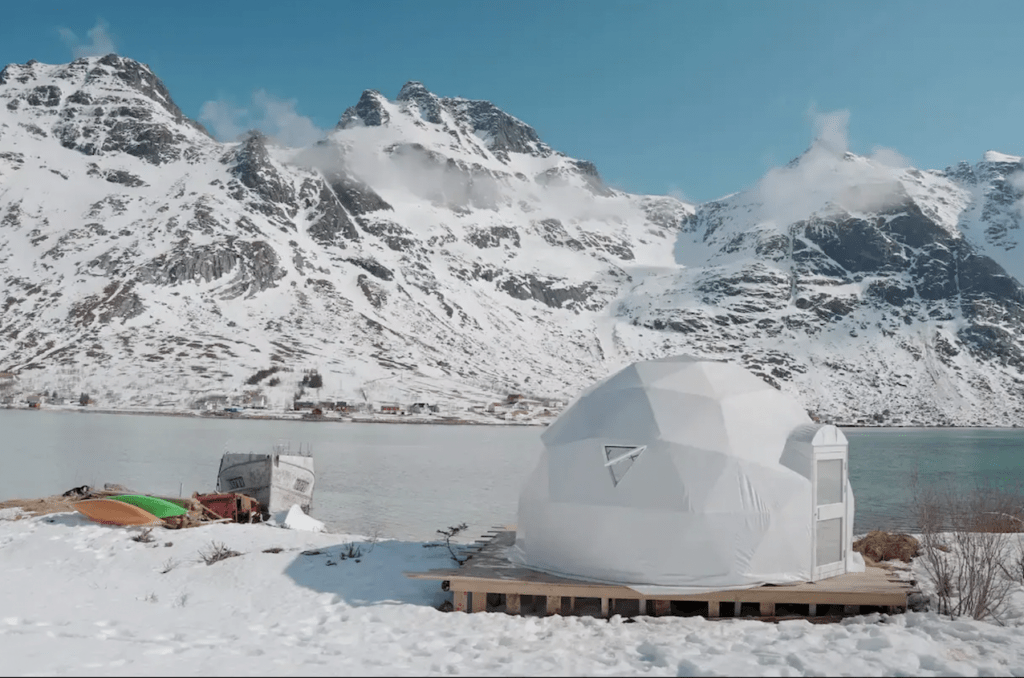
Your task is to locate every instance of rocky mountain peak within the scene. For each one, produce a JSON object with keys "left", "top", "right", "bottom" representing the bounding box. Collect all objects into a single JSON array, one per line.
[
  {"left": 0, "top": 54, "right": 211, "bottom": 165},
  {"left": 396, "top": 80, "right": 443, "bottom": 124},
  {"left": 338, "top": 89, "right": 390, "bottom": 128},
  {"left": 449, "top": 98, "right": 551, "bottom": 160}
]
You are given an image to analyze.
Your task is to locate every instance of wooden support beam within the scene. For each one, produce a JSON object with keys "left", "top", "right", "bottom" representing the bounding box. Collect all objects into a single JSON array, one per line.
[
  {"left": 733, "top": 601, "right": 742, "bottom": 617},
  {"left": 639, "top": 598, "right": 647, "bottom": 616},
  {"left": 600, "top": 598, "right": 609, "bottom": 617},
  {"left": 471, "top": 592, "right": 486, "bottom": 613},
  {"left": 759, "top": 602, "right": 775, "bottom": 617},
  {"left": 546, "top": 595, "right": 561, "bottom": 616},
  {"left": 707, "top": 601, "right": 719, "bottom": 618},
  {"left": 807, "top": 603, "right": 817, "bottom": 617},
  {"left": 505, "top": 593, "right": 521, "bottom": 615},
  {"left": 653, "top": 600, "right": 670, "bottom": 617},
  {"left": 453, "top": 590, "right": 468, "bottom": 612}
]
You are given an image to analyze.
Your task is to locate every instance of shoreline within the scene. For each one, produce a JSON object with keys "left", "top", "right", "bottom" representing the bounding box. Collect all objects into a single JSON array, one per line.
[
  {"left": 4, "top": 404, "right": 1021, "bottom": 429},
  {"left": 1, "top": 403, "right": 549, "bottom": 427}
]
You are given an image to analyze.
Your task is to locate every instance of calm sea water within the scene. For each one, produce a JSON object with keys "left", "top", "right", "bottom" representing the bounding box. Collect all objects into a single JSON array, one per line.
[{"left": 2, "top": 409, "right": 1022, "bottom": 537}]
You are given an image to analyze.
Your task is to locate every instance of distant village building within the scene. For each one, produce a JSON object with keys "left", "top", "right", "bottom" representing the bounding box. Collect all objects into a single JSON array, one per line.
[
  {"left": 408, "top": 402, "right": 439, "bottom": 414},
  {"left": 195, "top": 395, "right": 230, "bottom": 411},
  {"left": 240, "top": 390, "right": 268, "bottom": 409},
  {"left": 26, "top": 394, "right": 44, "bottom": 408},
  {"left": 293, "top": 400, "right": 316, "bottom": 411},
  {"left": 379, "top": 402, "right": 403, "bottom": 415}
]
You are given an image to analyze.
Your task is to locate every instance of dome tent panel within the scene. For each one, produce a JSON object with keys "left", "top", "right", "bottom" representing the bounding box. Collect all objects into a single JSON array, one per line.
[
  {"left": 643, "top": 389, "right": 734, "bottom": 454},
  {"left": 715, "top": 389, "right": 816, "bottom": 464},
  {"left": 664, "top": 446, "right": 734, "bottom": 512},
  {"left": 513, "top": 355, "right": 855, "bottom": 590},
  {"left": 544, "top": 438, "right": 688, "bottom": 512},
  {"left": 513, "top": 503, "right": 767, "bottom": 587},
  {"left": 541, "top": 386, "right": 660, "bottom": 447}
]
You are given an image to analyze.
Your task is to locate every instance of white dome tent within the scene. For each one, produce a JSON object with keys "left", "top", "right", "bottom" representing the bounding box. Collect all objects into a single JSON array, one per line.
[{"left": 511, "top": 355, "right": 862, "bottom": 593}]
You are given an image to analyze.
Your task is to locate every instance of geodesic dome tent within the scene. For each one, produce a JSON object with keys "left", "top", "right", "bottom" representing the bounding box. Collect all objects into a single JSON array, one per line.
[{"left": 510, "top": 355, "right": 860, "bottom": 592}]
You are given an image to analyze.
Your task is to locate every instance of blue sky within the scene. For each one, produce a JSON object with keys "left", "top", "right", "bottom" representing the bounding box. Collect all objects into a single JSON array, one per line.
[{"left": 2, "top": 1, "right": 1022, "bottom": 203}]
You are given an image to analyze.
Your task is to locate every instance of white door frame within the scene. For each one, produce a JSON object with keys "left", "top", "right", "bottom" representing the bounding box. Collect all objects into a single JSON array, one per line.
[{"left": 811, "top": 449, "right": 847, "bottom": 581}]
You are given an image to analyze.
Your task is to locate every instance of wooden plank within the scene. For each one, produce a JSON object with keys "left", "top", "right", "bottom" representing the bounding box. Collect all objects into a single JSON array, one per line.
[
  {"left": 600, "top": 598, "right": 609, "bottom": 617},
  {"left": 808, "top": 603, "right": 817, "bottom": 616},
  {"left": 471, "top": 592, "right": 486, "bottom": 613},
  {"left": 453, "top": 590, "right": 468, "bottom": 612},
  {"left": 707, "top": 601, "right": 719, "bottom": 618},
  {"left": 760, "top": 602, "right": 775, "bottom": 617},
  {"left": 426, "top": 577, "right": 911, "bottom": 606},
  {"left": 506, "top": 593, "right": 521, "bottom": 615},
  {"left": 407, "top": 530, "right": 914, "bottom": 614},
  {"left": 546, "top": 595, "right": 561, "bottom": 616}
]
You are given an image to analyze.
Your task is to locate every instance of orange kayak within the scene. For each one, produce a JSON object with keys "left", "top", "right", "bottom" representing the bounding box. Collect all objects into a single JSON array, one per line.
[{"left": 74, "top": 498, "right": 164, "bottom": 527}]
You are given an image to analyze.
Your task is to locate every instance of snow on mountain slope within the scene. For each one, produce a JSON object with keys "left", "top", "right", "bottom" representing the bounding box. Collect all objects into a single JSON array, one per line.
[
  {"left": 1, "top": 55, "right": 1022, "bottom": 425},
  {"left": 621, "top": 138, "right": 1024, "bottom": 426},
  {"left": 0, "top": 56, "right": 691, "bottom": 412}
]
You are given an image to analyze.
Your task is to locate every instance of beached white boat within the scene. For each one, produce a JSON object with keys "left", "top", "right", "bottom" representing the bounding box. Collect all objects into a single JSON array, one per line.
[{"left": 216, "top": 442, "right": 315, "bottom": 516}]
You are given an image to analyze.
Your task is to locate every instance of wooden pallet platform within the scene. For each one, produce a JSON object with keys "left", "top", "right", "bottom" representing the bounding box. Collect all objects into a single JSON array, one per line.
[{"left": 406, "top": 529, "right": 916, "bottom": 619}]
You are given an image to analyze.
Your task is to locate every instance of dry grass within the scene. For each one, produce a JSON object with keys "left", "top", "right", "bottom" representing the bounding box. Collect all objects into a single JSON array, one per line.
[
  {"left": 198, "top": 541, "right": 241, "bottom": 565},
  {"left": 131, "top": 527, "right": 155, "bottom": 543},
  {"left": 853, "top": 531, "right": 919, "bottom": 563},
  {"left": 0, "top": 495, "right": 83, "bottom": 518}
]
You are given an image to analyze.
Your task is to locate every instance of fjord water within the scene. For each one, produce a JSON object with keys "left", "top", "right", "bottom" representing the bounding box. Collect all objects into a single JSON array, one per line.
[{"left": 2, "top": 409, "right": 1021, "bottom": 537}]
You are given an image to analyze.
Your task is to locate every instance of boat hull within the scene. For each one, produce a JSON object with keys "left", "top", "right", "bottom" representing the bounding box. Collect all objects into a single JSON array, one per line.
[
  {"left": 74, "top": 498, "right": 164, "bottom": 527},
  {"left": 216, "top": 453, "right": 315, "bottom": 516}
]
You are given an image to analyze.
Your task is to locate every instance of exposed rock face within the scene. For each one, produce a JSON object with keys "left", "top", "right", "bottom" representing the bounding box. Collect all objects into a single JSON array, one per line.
[
  {"left": 623, "top": 148, "right": 1024, "bottom": 425},
  {"left": 137, "top": 239, "right": 286, "bottom": 298},
  {"left": 339, "top": 90, "right": 390, "bottom": 128}
]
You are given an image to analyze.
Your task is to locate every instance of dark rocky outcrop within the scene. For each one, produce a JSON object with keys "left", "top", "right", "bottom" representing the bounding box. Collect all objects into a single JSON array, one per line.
[
  {"left": 138, "top": 239, "right": 285, "bottom": 298},
  {"left": 338, "top": 90, "right": 390, "bottom": 128}
]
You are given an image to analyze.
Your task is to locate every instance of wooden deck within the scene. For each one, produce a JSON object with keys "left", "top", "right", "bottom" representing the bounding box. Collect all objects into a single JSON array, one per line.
[{"left": 406, "top": 528, "right": 916, "bottom": 619}]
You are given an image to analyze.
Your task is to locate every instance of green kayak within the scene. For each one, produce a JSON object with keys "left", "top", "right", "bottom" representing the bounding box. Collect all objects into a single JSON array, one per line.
[{"left": 109, "top": 494, "right": 188, "bottom": 519}]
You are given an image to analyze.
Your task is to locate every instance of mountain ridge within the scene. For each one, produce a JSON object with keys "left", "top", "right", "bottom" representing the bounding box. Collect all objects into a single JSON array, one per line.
[{"left": 1, "top": 55, "right": 1022, "bottom": 425}]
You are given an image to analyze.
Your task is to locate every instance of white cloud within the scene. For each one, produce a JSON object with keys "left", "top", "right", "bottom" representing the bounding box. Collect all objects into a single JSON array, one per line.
[
  {"left": 58, "top": 20, "right": 116, "bottom": 59},
  {"left": 1009, "top": 169, "right": 1024, "bottom": 221},
  {"left": 667, "top": 185, "right": 694, "bottom": 205},
  {"left": 753, "top": 108, "right": 908, "bottom": 225},
  {"left": 198, "top": 100, "right": 247, "bottom": 142},
  {"left": 810, "top": 107, "right": 850, "bottom": 155},
  {"left": 251, "top": 91, "right": 324, "bottom": 149},
  {"left": 199, "top": 91, "right": 325, "bottom": 148},
  {"left": 870, "top": 146, "right": 913, "bottom": 169}
]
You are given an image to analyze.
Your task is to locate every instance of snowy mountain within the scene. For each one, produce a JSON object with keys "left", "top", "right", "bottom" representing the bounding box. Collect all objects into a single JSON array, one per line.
[{"left": 0, "top": 55, "right": 1022, "bottom": 425}]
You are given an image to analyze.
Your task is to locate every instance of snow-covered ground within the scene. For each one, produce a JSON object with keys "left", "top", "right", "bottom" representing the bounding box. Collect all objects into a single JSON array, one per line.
[{"left": 3, "top": 509, "right": 1024, "bottom": 676}]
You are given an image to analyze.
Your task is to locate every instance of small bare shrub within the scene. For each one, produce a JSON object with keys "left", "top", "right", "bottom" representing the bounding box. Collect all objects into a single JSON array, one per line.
[
  {"left": 131, "top": 527, "right": 155, "bottom": 544},
  {"left": 914, "top": 481, "right": 1022, "bottom": 623},
  {"left": 160, "top": 558, "right": 178, "bottom": 574},
  {"left": 423, "top": 523, "right": 469, "bottom": 565},
  {"left": 198, "top": 541, "right": 241, "bottom": 566},
  {"left": 339, "top": 543, "right": 363, "bottom": 560}
]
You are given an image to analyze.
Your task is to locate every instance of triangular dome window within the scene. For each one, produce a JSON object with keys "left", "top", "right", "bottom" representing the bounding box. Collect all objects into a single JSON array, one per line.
[{"left": 603, "top": 445, "right": 647, "bottom": 486}]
